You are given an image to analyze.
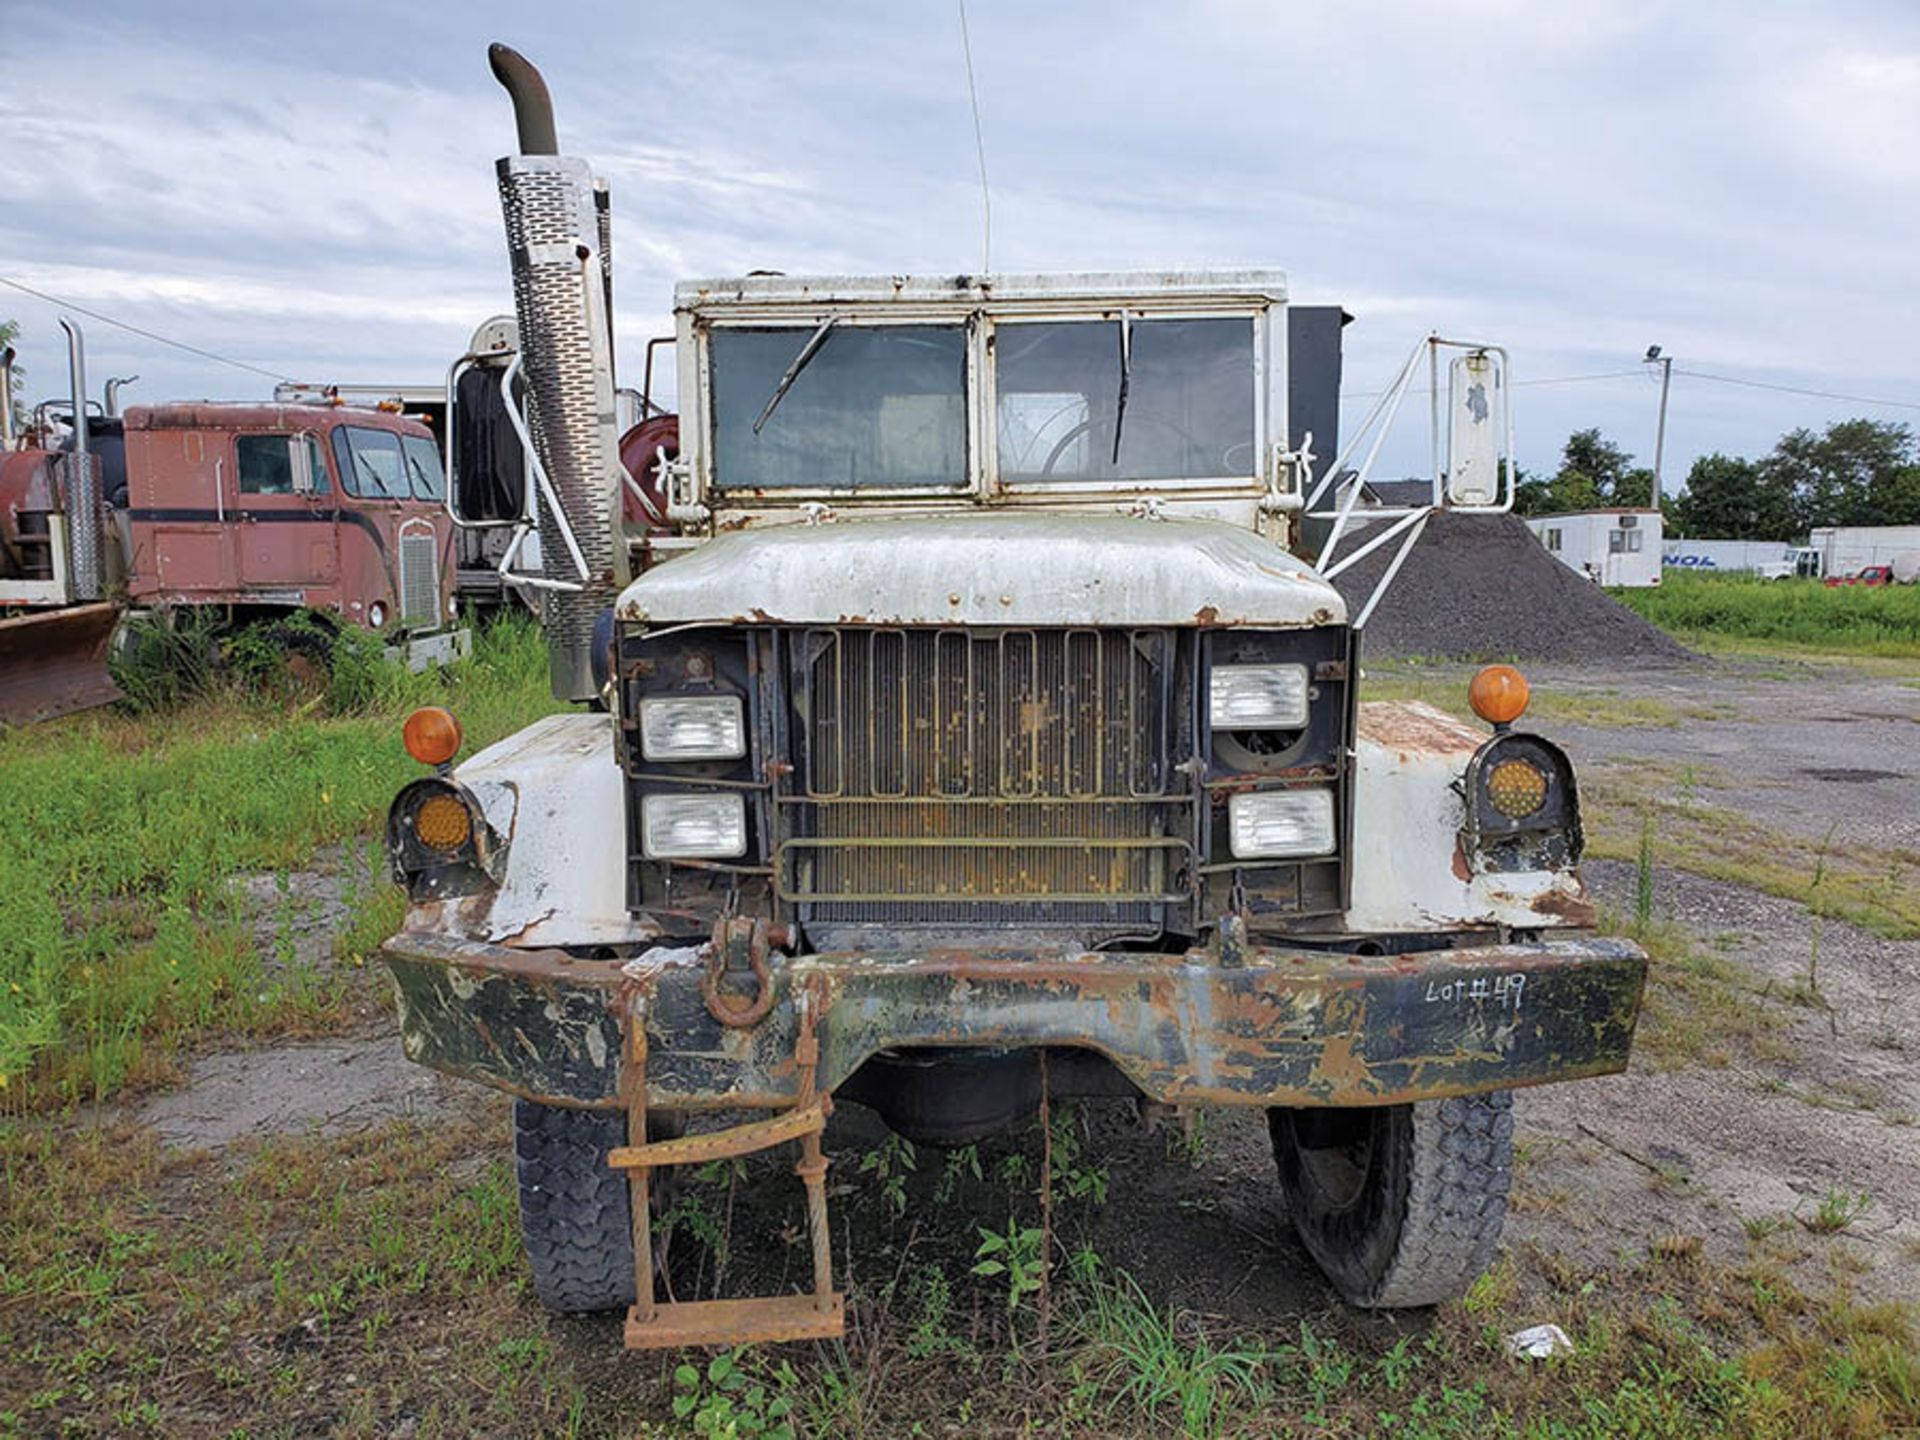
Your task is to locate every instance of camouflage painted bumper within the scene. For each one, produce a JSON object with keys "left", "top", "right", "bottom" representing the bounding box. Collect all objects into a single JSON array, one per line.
[{"left": 382, "top": 929, "right": 1647, "bottom": 1112}]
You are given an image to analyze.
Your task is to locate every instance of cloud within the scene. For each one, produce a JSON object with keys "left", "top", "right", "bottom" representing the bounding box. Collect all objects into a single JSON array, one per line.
[{"left": 0, "top": 0, "right": 1913, "bottom": 482}]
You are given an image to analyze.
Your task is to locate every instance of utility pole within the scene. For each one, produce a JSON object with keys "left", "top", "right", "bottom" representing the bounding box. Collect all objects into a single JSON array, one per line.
[{"left": 1644, "top": 345, "right": 1672, "bottom": 509}]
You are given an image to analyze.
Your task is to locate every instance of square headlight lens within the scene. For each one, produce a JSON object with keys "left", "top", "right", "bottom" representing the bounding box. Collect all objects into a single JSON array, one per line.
[
  {"left": 1210, "top": 664, "right": 1309, "bottom": 730},
  {"left": 640, "top": 696, "right": 746, "bottom": 761},
  {"left": 1228, "top": 788, "right": 1336, "bottom": 859},
  {"left": 641, "top": 792, "right": 747, "bottom": 859}
]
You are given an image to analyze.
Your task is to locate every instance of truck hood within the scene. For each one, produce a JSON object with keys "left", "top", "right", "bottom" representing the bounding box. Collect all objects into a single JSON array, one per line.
[{"left": 616, "top": 513, "right": 1345, "bottom": 628}]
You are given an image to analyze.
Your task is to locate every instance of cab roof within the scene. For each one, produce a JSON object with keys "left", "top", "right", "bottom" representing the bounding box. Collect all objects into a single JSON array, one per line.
[
  {"left": 123, "top": 403, "right": 434, "bottom": 438},
  {"left": 675, "top": 268, "right": 1288, "bottom": 313}
]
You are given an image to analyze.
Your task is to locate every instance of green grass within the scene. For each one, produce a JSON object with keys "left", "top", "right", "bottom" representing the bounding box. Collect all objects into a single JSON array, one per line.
[
  {"left": 1615, "top": 572, "right": 1920, "bottom": 659},
  {"left": 0, "top": 616, "right": 559, "bottom": 1105}
]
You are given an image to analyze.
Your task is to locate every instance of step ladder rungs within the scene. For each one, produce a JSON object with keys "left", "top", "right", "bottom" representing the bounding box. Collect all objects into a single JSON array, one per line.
[
  {"left": 608, "top": 1102, "right": 826, "bottom": 1171},
  {"left": 625, "top": 1293, "right": 846, "bottom": 1350}
]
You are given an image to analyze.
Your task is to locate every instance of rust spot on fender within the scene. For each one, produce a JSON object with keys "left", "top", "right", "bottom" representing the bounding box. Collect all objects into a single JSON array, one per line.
[
  {"left": 1193, "top": 605, "right": 1220, "bottom": 626},
  {"left": 1530, "top": 888, "right": 1598, "bottom": 927},
  {"left": 1357, "top": 700, "right": 1485, "bottom": 757}
]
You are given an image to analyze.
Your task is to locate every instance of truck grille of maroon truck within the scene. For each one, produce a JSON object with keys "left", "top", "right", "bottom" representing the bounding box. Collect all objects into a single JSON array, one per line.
[{"left": 399, "top": 528, "right": 440, "bottom": 626}]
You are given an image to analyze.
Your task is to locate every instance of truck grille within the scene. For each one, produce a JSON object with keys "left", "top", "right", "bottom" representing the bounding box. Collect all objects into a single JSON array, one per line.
[
  {"left": 398, "top": 529, "right": 439, "bottom": 627},
  {"left": 781, "top": 627, "right": 1188, "bottom": 934}
]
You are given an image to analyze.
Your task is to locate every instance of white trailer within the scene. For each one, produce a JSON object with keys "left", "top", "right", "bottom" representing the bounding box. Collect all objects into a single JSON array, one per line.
[
  {"left": 1660, "top": 537, "right": 1798, "bottom": 579},
  {"left": 1526, "top": 509, "right": 1663, "bottom": 587},
  {"left": 1807, "top": 525, "right": 1920, "bottom": 583}
]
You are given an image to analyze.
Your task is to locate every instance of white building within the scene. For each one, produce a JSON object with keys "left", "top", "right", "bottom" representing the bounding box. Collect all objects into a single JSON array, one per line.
[{"left": 1525, "top": 509, "right": 1663, "bottom": 587}]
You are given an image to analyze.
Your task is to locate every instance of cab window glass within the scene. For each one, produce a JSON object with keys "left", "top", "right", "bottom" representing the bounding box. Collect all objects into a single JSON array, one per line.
[
  {"left": 401, "top": 434, "right": 446, "bottom": 501},
  {"left": 235, "top": 434, "right": 330, "bottom": 495},
  {"left": 331, "top": 425, "right": 409, "bottom": 500},
  {"left": 995, "top": 317, "right": 1256, "bottom": 482},
  {"left": 237, "top": 435, "right": 297, "bottom": 495}
]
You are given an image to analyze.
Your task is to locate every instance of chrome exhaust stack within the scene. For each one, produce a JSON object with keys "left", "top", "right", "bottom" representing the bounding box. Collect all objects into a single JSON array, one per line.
[
  {"left": 60, "top": 318, "right": 104, "bottom": 601},
  {"left": 0, "top": 346, "right": 16, "bottom": 449},
  {"left": 489, "top": 42, "right": 629, "bottom": 702}
]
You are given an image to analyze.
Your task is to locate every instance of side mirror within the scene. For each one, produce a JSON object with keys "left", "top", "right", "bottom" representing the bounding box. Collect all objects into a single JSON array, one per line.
[{"left": 1444, "top": 350, "right": 1506, "bottom": 507}]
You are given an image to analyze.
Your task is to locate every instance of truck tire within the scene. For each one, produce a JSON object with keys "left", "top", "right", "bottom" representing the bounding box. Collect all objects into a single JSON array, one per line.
[
  {"left": 1268, "top": 1091, "right": 1512, "bottom": 1308},
  {"left": 513, "top": 1099, "right": 635, "bottom": 1313}
]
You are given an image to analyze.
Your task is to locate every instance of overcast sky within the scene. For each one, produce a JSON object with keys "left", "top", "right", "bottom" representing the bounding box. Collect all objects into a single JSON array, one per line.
[{"left": 2, "top": 0, "right": 1916, "bottom": 486}]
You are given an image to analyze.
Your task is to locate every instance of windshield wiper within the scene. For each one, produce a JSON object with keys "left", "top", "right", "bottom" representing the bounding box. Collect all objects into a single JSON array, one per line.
[
  {"left": 753, "top": 316, "right": 839, "bottom": 435},
  {"left": 1111, "top": 312, "right": 1132, "bottom": 465}
]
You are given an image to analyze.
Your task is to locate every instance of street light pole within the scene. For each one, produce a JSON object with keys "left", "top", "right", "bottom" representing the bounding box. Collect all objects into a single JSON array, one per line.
[{"left": 1644, "top": 345, "right": 1672, "bottom": 509}]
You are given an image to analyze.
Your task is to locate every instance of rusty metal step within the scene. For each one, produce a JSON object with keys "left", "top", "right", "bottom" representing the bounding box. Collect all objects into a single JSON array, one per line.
[{"left": 624, "top": 1292, "right": 845, "bottom": 1350}]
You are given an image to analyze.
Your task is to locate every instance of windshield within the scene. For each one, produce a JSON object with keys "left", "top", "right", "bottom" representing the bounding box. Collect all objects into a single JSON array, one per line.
[
  {"left": 331, "top": 425, "right": 409, "bottom": 501},
  {"left": 710, "top": 324, "right": 967, "bottom": 490},
  {"left": 401, "top": 434, "right": 445, "bottom": 501},
  {"left": 995, "top": 317, "right": 1256, "bottom": 483}
]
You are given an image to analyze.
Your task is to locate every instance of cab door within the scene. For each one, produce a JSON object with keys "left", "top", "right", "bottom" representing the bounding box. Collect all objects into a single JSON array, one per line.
[{"left": 233, "top": 432, "right": 338, "bottom": 592}]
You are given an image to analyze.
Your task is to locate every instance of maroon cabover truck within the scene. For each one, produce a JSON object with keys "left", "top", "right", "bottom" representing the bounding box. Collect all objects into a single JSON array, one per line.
[{"left": 0, "top": 321, "right": 466, "bottom": 723}]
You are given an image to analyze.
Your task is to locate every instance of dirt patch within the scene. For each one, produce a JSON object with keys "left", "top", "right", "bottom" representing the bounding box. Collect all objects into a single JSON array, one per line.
[
  {"left": 1331, "top": 511, "right": 1696, "bottom": 664},
  {"left": 229, "top": 841, "right": 376, "bottom": 981},
  {"left": 134, "top": 1033, "right": 464, "bottom": 1152}
]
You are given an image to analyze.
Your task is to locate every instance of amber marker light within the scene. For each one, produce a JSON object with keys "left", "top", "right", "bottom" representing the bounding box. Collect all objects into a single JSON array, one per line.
[
  {"left": 403, "top": 706, "right": 462, "bottom": 767},
  {"left": 1468, "top": 665, "right": 1530, "bottom": 729}
]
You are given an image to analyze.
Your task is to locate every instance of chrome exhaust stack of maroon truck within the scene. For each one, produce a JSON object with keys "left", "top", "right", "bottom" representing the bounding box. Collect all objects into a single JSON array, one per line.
[{"left": 488, "top": 43, "right": 629, "bottom": 703}]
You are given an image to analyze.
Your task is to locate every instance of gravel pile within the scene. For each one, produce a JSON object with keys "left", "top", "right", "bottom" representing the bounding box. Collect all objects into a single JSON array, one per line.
[{"left": 1328, "top": 511, "right": 1695, "bottom": 663}]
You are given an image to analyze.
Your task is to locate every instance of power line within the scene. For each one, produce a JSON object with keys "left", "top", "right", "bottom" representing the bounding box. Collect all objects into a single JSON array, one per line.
[
  {"left": 1673, "top": 366, "right": 1920, "bottom": 414},
  {"left": 0, "top": 274, "right": 293, "bottom": 383},
  {"left": 1341, "top": 368, "right": 1643, "bottom": 401},
  {"left": 956, "top": 0, "right": 992, "bottom": 274}
]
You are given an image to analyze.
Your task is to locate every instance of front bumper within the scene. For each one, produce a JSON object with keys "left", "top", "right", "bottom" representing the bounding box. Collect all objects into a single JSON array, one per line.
[{"left": 382, "top": 930, "right": 1647, "bottom": 1112}]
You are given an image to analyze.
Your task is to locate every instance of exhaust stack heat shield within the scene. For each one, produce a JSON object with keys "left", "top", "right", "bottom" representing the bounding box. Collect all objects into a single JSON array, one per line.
[{"left": 496, "top": 153, "right": 628, "bottom": 702}]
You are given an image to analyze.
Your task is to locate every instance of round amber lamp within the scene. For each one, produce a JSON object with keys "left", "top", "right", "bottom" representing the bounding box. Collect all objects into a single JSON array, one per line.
[
  {"left": 1468, "top": 665, "right": 1531, "bottom": 727},
  {"left": 1486, "top": 758, "right": 1549, "bottom": 818},
  {"left": 413, "top": 792, "right": 473, "bottom": 851}
]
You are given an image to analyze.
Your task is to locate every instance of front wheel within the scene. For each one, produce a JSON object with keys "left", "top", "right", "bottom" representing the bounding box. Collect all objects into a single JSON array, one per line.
[
  {"left": 513, "top": 1100, "right": 635, "bottom": 1313},
  {"left": 1268, "top": 1091, "right": 1512, "bottom": 1308}
]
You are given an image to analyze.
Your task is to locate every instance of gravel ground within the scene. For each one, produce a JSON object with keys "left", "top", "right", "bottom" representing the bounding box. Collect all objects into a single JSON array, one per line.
[
  {"left": 1334, "top": 511, "right": 1695, "bottom": 664},
  {"left": 1533, "top": 655, "right": 1920, "bottom": 853}
]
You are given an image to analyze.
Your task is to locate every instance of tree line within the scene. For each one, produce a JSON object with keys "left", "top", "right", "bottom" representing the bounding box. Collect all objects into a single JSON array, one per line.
[{"left": 1515, "top": 419, "right": 1920, "bottom": 540}]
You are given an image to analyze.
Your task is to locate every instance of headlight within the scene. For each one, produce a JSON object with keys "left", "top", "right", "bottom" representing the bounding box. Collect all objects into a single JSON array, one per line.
[
  {"left": 1211, "top": 664, "right": 1309, "bottom": 730},
  {"left": 640, "top": 695, "right": 746, "bottom": 761},
  {"left": 641, "top": 792, "right": 747, "bottom": 859},
  {"left": 1228, "top": 788, "right": 1335, "bottom": 859}
]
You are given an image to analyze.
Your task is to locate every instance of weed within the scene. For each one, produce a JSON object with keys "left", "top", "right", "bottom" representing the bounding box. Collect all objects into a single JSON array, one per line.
[
  {"left": 1799, "top": 1189, "right": 1873, "bottom": 1235},
  {"left": 1069, "top": 1271, "right": 1265, "bottom": 1439},
  {"left": 671, "top": 1350, "right": 796, "bottom": 1439},
  {"left": 971, "top": 1218, "right": 1045, "bottom": 1316},
  {"left": 857, "top": 1131, "right": 917, "bottom": 1218},
  {"left": 930, "top": 1143, "right": 982, "bottom": 1206},
  {"left": 1634, "top": 810, "right": 1656, "bottom": 933}
]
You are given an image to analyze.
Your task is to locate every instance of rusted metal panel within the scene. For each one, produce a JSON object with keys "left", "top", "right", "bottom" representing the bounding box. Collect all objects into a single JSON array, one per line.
[
  {"left": 675, "top": 271, "right": 1288, "bottom": 311},
  {"left": 387, "top": 934, "right": 626, "bottom": 1106},
  {"left": 615, "top": 511, "right": 1345, "bottom": 629},
  {"left": 383, "top": 929, "right": 1646, "bottom": 1111},
  {"left": 624, "top": 1292, "right": 846, "bottom": 1350},
  {"left": 1346, "top": 700, "right": 1594, "bottom": 933},
  {"left": 412, "top": 712, "right": 658, "bottom": 948},
  {"left": 0, "top": 603, "right": 122, "bottom": 725}
]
